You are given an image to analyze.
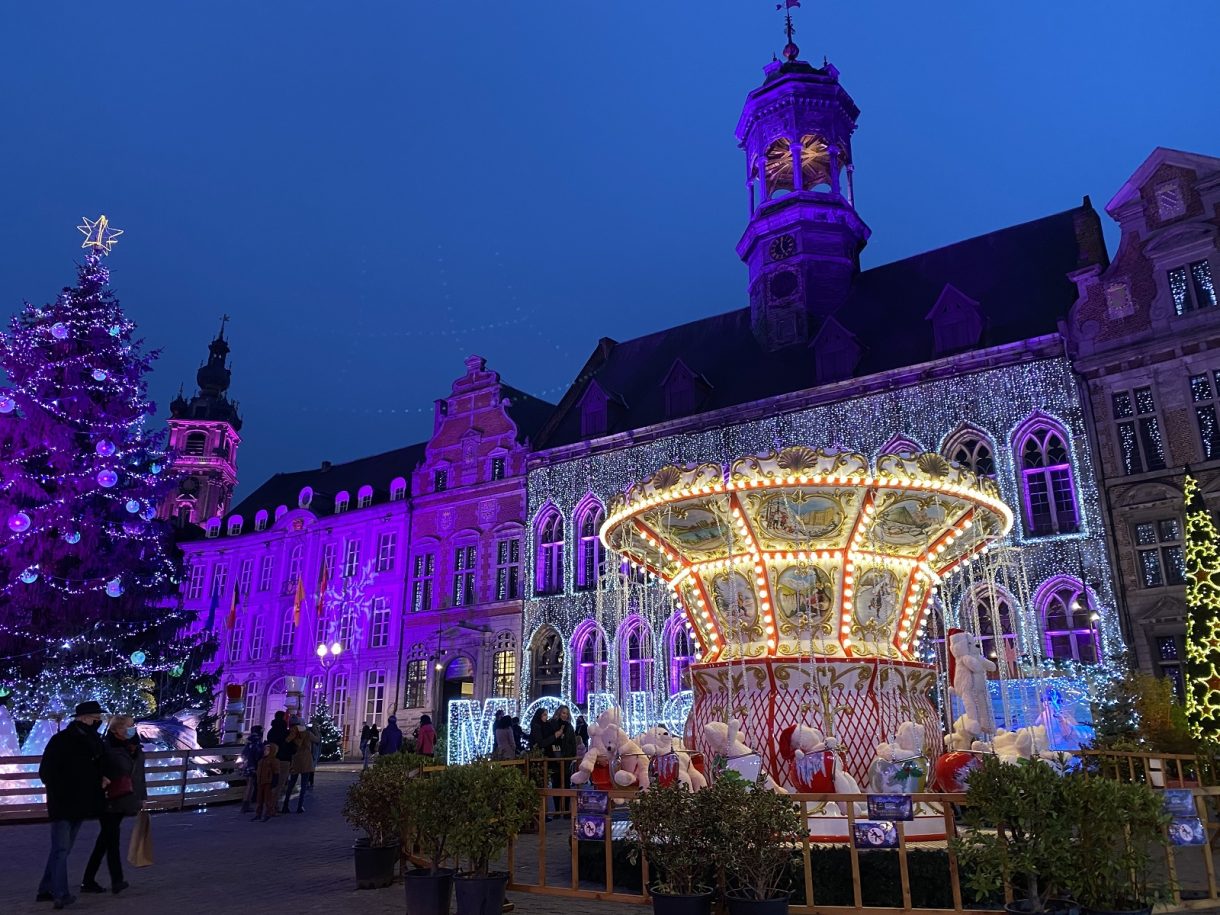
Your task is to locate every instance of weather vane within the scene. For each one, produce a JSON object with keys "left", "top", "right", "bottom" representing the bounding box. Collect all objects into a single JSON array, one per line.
[
  {"left": 777, "top": 0, "right": 800, "bottom": 62},
  {"left": 78, "top": 215, "right": 124, "bottom": 254}
]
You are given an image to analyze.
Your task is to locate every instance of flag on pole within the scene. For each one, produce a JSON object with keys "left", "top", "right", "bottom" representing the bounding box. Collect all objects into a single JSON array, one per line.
[
  {"left": 204, "top": 589, "right": 219, "bottom": 631},
  {"left": 292, "top": 575, "right": 305, "bottom": 627},
  {"left": 777, "top": 0, "right": 800, "bottom": 8},
  {"left": 226, "top": 583, "right": 239, "bottom": 629}
]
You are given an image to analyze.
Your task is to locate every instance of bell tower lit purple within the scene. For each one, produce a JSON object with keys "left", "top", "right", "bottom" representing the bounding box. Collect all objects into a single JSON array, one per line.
[{"left": 736, "top": 23, "right": 871, "bottom": 351}]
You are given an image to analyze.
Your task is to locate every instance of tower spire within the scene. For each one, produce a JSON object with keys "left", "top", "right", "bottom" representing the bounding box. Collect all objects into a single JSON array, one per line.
[{"left": 778, "top": 0, "right": 800, "bottom": 62}]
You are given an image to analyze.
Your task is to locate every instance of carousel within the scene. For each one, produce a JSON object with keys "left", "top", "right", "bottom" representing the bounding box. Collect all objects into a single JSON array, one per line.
[{"left": 600, "top": 446, "right": 1027, "bottom": 840}]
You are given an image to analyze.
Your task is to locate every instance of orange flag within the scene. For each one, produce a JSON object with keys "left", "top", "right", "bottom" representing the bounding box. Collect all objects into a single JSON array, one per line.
[{"left": 292, "top": 576, "right": 305, "bottom": 627}]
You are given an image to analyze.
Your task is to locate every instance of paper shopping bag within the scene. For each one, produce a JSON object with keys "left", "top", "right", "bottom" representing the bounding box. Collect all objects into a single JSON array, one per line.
[{"left": 127, "top": 809, "right": 153, "bottom": 867}]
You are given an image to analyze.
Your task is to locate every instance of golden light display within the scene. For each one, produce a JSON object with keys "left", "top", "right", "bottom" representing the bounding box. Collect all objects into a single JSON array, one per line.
[
  {"left": 77, "top": 214, "right": 124, "bottom": 254},
  {"left": 1184, "top": 474, "right": 1220, "bottom": 741}
]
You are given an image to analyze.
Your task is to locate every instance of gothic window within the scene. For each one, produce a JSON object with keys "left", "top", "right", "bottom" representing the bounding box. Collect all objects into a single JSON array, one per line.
[
  {"left": 667, "top": 618, "right": 696, "bottom": 694},
  {"left": 965, "top": 588, "right": 1018, "bottom": 677},
  {"left": 1017, "top": 421, "right": 1079, "bottom": 537},
  {"left": 531, "top": 627, "right": 564, "bottom": 699},
  {"left": 943, "top": 427, "right": 997, "bottom": 477},
  {"left": 357, "top": 485, "right": 374, "bottom": 509},
  {"left": 880, "top": 435, "right": 922, "bottom": 456},
  {"left": 249, "top": 613, "right": 266, "bottom": 661},
  {"left": 376, "top": 532, "right": 397, "bottom": 572},
  {"left": 535, "top": 508, "right": 564, "bottom": 595},
  {"left": 1169, "top": 260, "right": 1217, "bottom": 315},
  {"left": 334, "top": 491, "right": 349, "bottom": 514},
  {"left": 1112, "top": 387, "right": 1166, "bottom": 474},
  {"left": 1134, "top": 519, "right": 1186, "bottom": 588},
  {"left": 572, "top": 624, "right": 607, "bottom": 705},
  {"left": 579, "top": 383, "right": 611, "bottom": 439},
  {"left": 622, "top": 619, "right": 654, "bottom": 694},
  {"left": 369, "top": 597, "right": 391, "bottom": 648},
  {"left": 1038, "top": 579, "right": 1098, "bottom": 664},
  {"left": 412, "top": 553, "right": 436, "bottom": 612},
  {"left": 390, "top": 477, "right": 407, "bottom": 501},
  {"left": 1190, "top": 370, "right": 1220, "bottom": 460},
  {"left": 575, "top": 500, "right": 606, "bottom": 591},
  {"left": 492, "top": 631, "right": 517, "bottom": 698},
  {"left": 184, "top": 431, "right": 206, "bottom": 456},
  {"left": 495, "top": 538, "right": 521, "bottom": 600},
  {"left": 452, "top": 544, "right": 477, "bottom": 606},
  {"left": 404, "top": 648, "right": 428, "bottom": 708}
]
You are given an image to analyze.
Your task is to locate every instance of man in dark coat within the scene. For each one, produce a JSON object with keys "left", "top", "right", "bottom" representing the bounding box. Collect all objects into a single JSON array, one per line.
[
  {"left": 378, "top": 715, "right": 403, "bottom": 755},
  {"left": 37, "top": 700, "right": 107, "bottom": 908}
]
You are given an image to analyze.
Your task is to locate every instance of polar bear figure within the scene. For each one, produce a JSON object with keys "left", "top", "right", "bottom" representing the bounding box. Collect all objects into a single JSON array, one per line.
[
  {"left": 703, "top": 718, "right": 779, "bottom": 791},
  {"left": 570, "top": 707, "right": 650, "bottom": 789},
  {"left": 948, "top": 628, "right": 996, "bottom": 741},
  {"left": 636, "top": 725, "right": 706, "bottom": 791}
]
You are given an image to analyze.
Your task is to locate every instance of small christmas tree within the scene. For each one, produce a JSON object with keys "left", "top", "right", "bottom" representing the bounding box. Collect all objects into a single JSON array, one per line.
[
  {"left": 1184, "top": 473, "right": 1220, "bottom": 741},
  {"left": 0, "top": 218, "right": 217, "bottom": 720},
  {"left": 310, "top": 698, "right": 343, "bottom": 761}
]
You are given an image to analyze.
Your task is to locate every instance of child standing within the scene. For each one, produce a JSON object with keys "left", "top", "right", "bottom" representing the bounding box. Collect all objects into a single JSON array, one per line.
[{"left": 253, "top": 742, "right": 279, "bottom": 821}]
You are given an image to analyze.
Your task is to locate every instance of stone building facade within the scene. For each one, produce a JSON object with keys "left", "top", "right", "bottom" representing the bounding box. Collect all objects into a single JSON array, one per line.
[
  {"left": 1065, "top": 149, "right": 1220, "bottom": 688},
  {"left": 177, "top": 356, "right": 551, "bottom": 751}
]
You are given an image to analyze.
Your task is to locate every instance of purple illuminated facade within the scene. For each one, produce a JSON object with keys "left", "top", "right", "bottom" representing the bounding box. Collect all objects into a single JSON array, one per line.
[{"left": 177, "top": 356, "right": 552, "bottom": 751}]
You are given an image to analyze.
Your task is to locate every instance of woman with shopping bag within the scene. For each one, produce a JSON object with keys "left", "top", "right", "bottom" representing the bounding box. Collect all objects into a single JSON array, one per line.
[{"left": 81, "top": 715, "right": 148, "bottom": 895}]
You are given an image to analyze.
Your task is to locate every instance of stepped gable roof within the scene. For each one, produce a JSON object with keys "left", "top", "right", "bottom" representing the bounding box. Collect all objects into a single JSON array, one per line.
[
  {"left": 228, "top": 441, "right": 427, "bottom": 520},
  {"left": 536, "top": 203, "right": 1102, "bottom": 450},
  {"left": 499, "top": 384, "right": 557, "bottom": 441}
]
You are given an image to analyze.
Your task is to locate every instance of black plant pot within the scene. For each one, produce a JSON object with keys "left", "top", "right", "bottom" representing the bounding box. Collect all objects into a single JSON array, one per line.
[
  {"left": 1004, "top": 904, "right": 1082, "bottom": 915},
  {"left": 725, "top": 891, "right": 790, "bottom": 915},
  {"left": 405, "top": 867, "right": 455, "bottom": 915},
  {"left": 1083, "top": 908, "right": 1152, "bottom": 915},
  {"left": 352, "top": 839, "right": 398, "bottom": 889},
  {"left": 455, "top": 873, "right": 509, "bottom": 915},
  {"left": 649, "top": 888, "right": 714, "bottom": 915}
]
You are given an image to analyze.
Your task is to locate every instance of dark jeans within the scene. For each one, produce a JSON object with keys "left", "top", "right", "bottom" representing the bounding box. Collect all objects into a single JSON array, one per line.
[
  {"left": 38, "top": 819, "right": 83, "bottom": 900},
  {"left": 83, "top": 812, "right": 125, "bottom": 886},
  {"left": 281, "top": 772, "right": 313, "bottom": 811}
]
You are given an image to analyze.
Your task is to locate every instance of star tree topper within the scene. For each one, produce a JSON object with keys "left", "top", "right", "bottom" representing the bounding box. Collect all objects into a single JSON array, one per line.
[{"left": 78, "top": 215, "right": 124, "bottom": 254}]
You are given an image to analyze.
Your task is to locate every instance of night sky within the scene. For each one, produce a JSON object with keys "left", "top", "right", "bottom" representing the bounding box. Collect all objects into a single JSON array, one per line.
[{"left": 2, "top": 1, "right": 1218, "bottom": 499}]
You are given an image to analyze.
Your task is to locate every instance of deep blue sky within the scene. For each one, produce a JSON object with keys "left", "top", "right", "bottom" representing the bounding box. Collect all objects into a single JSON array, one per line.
[{"left": 2, "top": 1, "right": 1218, "bottom": 499}]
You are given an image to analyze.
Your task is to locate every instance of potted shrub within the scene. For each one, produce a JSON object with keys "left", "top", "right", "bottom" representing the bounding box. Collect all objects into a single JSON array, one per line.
[
  {"left": 951, "top": 755, "right": 1076, "bottom": 914},
  {"left": 710, "top": 774, "right": 804, "bottom": 914},
  {"left": 1066, "top": 777, "right": 1169, "bottom": 915},
  {"left": 342, "top": 763, "right": 403, "bottom": 889},
  {"left": 449, "top": 762, "right": 538, "bottom": 914},
  {"left": 628, "top": 781, "right": 720, "bottom": 915},
  {"left": 401, "top": 768, "right": 461, "bottom": 915}
]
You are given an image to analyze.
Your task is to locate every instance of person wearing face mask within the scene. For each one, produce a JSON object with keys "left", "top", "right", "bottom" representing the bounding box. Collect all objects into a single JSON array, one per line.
[
  {"left": 81, "top": 714, "right": 146, "bottom": 895},
  {"left": 36, "top": 700, "right": 108, "bottom": 909}
]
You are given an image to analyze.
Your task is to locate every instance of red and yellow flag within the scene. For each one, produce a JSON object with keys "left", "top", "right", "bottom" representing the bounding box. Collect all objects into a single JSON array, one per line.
[
  {"left": 226, "top": 583, "right": 239, "bottom": 629},
  {"left": 292, "top": 575, "right": 305, "bottom": 627}
]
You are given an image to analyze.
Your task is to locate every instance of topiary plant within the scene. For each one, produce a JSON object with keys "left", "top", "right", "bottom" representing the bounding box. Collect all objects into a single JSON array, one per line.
[
  {"left": 710, "top": 774, "right": 805, "bottom": 902},
  {"left": 342, "top": 761, "right": 404, "bottom": 848},
  {"left": 628, "top": 780, "right": 720, "bottom": 896},
  {"left": 447, "top": 761, "right": 538, "bottom": 877},
  {"left": 401, "top": 767, "right": 462, "bottom": 874}
]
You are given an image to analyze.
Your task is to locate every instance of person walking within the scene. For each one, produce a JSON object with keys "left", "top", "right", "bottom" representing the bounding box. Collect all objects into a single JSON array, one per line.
[
  {"left": 36, "top": 700, "right": 107, "bottom": 909},
  {"left": 378, "top": 715, "right": 403, "bottom": 755},
  {"left": 274, "top": 716, "right": 298, "bottom": 809},
  {"left": 81, "top": 715, "right": 146, "bottom": 895},
  {"left": 253, "top": 743, "right": 279, "bottom": 821},
  {"left": 359, "top": 720, "right": 379, "bottom": 768},
  {"left": 239, "top": 725, "right": 264, "bottom": 814},
  {"left": 415, "top": 714, "right": 437, "bottom": 757},
  {"left": 282, "top": 722, "right": 318, "bottom": 814}
]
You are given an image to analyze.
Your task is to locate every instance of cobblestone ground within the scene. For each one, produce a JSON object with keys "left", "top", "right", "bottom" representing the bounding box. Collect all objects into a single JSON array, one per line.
[{"left": 0, "top": 765, "right": 635, "bottom": 915}]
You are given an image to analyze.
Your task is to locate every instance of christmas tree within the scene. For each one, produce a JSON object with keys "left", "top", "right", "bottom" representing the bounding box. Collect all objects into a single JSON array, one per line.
[
  {"left": 1184, "top": 473, "right": 1220, "bottom": 741},
  {"left": 310, "top": 698, "right": 343, "bottom": 761},
  {"left": 0, "top": 218, "right": 217, "bottom": 720}
]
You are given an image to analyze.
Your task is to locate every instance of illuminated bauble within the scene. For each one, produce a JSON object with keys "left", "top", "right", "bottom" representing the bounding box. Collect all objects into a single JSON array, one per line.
[
  {"left": 19, "top": 568, "right": 39, "bottom": 584},
  {"left": 96, "top": 440, "right": 116, "bottom": 457},
  {"left": 125, "top": 499, "right": 141, "bottom": 514},
  {"left": 0, "top": 396, "right": 14, "bottom": 414},
  {"left": 64, "top": 530, "right": 81, "bottom": 544},
  {"left": 108, "top": 325, "right": 121, "bottom": 337},
  {"left": 7, "top": 512, "right": 31, "bottom": 533},
  {"left": 130, "top": 650, "right": 146, "bottom": 667},
  {"left": 150, "top": 463, "right": 162, "bottom": 475},
  {"left": 170, "top": 663, "right": 184, "bottom": 678},
  {"left": 97, "top": 470, "right": 118, "bottom": 488},
  {"left": 0, "top": 685, "right": 9, "bottom": 698},
  {"left": 50, "top": 323, "right": 68, "bottom": 340},
  {"left": 105, "top": 578, "right": 124, "bottom": 598},
  {"left": 92, "top": 369, "right": 108, "bottom": 381},
  {"left": 141, "top": 507, "right": 156, "bottom": 521}
]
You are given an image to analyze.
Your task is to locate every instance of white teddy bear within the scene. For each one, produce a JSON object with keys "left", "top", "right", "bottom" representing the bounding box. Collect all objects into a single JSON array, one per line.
[
  {"left": 570, "top": 707, "right": 649, "bottom": 789},
  {"left": 948, "top": 629, "right": 996, "bottom": 742},
  {"left": 867, "top": 721, "right": 927, "bottom": 794},
  {"left": 636, "top": 725, "right": 707, "bottom": 791},
  {"left": 703, "top": 718, "right": 780, "bottom": 791}
]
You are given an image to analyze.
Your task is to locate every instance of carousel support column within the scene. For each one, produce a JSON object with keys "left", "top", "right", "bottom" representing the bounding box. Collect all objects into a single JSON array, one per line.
[
  {"left": 285, "top": 676, "right": 307, "bottom": 720},
  {"left": 222, "top": 683, "right": 244, "bottom": 744}
]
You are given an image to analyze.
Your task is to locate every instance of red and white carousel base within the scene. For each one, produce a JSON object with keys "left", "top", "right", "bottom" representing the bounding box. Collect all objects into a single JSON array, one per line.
[{"left": 689, "top": 656, "right": 947, "bottom": 842}]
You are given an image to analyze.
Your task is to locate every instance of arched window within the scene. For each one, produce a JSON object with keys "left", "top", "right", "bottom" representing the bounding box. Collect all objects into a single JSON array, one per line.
[
  {"left": 963, "top": 587, "right": 1018, "bottom": 677},
  {"left": 390, "top": 477, "right": 407, "bottom": 501},
  {"left": 621, "top": 619, "right": 654, "bottom": 694},
  {"left": 535, "top": 508, "right": 564, "bottom": 595},
  {"left": 334, "top": 491, "right": 350, "bottom": 514},
  {"left": 184, "top": 431, "right": 207, "bottom": 456},
  {"left": 287, "top": 545, "right": 303, "bottom": 589},
  {"left": 206, "top": 518, "right": 221, "bottom": 539},
  {"left": 1037, "top": 578, "right": 1098, "bottom": 664},
  {"left": 298, "top": 487, "right": 313, "bottom": 509},
  {"left": 274, "top": 505, "right": 288, "bottom": 522},
  {"left": 571, "top": 624, "right": 608, "bottom": 704},
  {"left": 666, "top": 617, "right": 696, "bottom": 694},
  {"left": 357, "top": 485, "right": 374, "bottom": 509},
  {"left": 1017, "top": 420, "right": 1080, "bottom": 536},
  {"left": 228, "top": 516, "right": 243, "bottom": 537},
  {"left": 575, "top": 499, "right": 605, "bottom": 591},
  {"left": 492, "top": 631, "right": 516, "bottom": 698},
  {"left": 943, "top": 425, "right": 997, "bottom": 477},
  {"left": 255, "top": 510, "right": 269, "bottom": 532},
  {"left": 530, "top": 627, "right": 564, "bottom": 699}
]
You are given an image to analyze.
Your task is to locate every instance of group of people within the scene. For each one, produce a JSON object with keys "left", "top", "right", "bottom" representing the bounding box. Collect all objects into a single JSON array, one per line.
[
  {"left": 239, "top": 710, "right": 320, "bottom": 820},
  {"left": 36, "top": 701, "right": 149, "bottom": 909},
  {"left": 358, "top": 713, "right": 437, "bottom": 767},
  {"left": 493, "top": 706, "right": 588, "bottom": 817}
]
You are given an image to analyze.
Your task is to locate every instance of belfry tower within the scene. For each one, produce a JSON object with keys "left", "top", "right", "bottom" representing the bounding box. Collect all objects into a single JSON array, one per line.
[
  {"left": 161, "top": 318, "right": 242, "bottom": 525},
  {"left": 736, "top": 14, "right": 870, "bottom": 351}
]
